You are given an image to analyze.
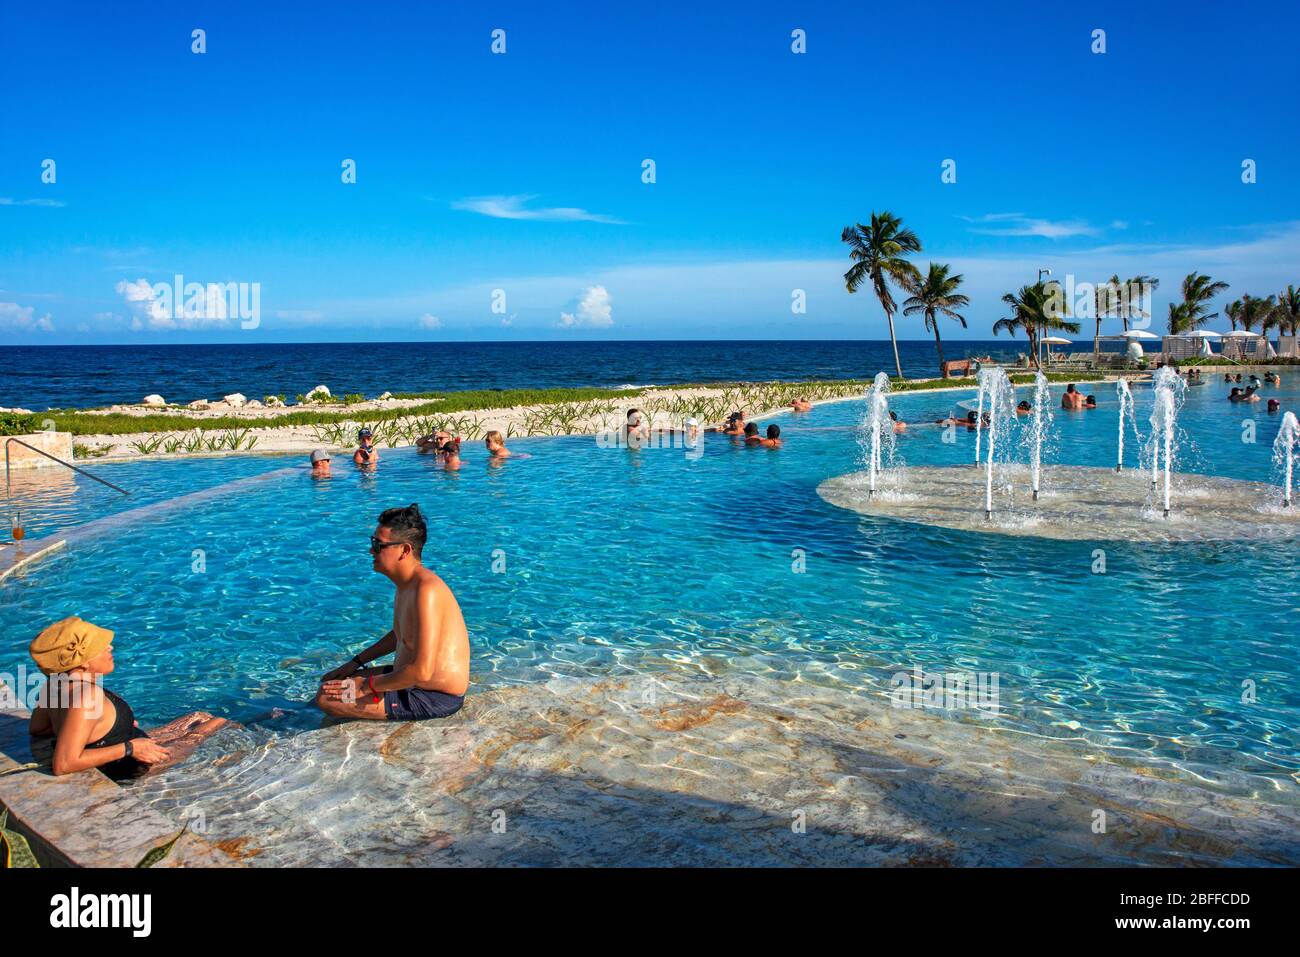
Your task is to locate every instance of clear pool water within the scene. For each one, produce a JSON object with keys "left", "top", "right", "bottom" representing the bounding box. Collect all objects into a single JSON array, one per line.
[
  {"left": 4, "top": 454, "right": 290, "bottom": 540},
  {"left": 3, "top": 373, "right": 1298, "bottom": 798}
]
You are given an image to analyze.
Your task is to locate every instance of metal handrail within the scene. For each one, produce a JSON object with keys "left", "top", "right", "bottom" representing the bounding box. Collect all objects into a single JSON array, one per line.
[{"left": 5, "top": 437, "right": 130, "bottom": 501}]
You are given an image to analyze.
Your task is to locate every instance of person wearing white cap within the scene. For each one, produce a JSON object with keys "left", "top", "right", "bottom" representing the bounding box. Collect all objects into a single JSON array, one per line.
[
  {"left": 685, "top": 417, "right": 701, "bottom": 448},
  {"left": 310, "top": 448, "right": 332, "bottom": 477}
]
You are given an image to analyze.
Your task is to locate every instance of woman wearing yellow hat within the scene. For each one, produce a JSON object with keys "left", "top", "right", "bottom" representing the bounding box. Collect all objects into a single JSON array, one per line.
[{"left": 28, "top": 616, "right": 228, "bottom": 779}]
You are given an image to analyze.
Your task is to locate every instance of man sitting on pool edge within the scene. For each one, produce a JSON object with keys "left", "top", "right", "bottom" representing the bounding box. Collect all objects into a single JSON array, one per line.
[{"left": 316, "top": 504, "right": 470, "bottom": 721}]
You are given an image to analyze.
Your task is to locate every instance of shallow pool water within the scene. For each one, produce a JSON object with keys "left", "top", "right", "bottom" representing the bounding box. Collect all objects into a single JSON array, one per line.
[{"left": 3, "top": 373, "right": 1298, "bottom": 798}]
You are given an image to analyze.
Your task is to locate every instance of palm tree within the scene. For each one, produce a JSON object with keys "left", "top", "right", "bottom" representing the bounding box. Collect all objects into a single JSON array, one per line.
[
  {"left": 1120, "top": 275, "right": 1159, "bottom": 331},
  {"left": 1167, "top": 272, "right": 1229, "bottom": 333},
  {"left": 1274, "top": 284, "right": 1300, "bottom": 336},
  {"left": 1223, "top": 298, "right": 1243, "bottom": 331},
  {"left": 1092, "top": 274, "right": 1121, "bottom": 344},
  {"left": 994, "top": 280, "right": 1080, "bottom": 367},
  {"left": 902, "top": 263, "right": 969, "bottom": 375},
  {"left": 1238, "top": 293, "right": 1275, "bottom": 332},
  {"left": 842, "top": 212, "right": 922, "bottom": 379}
]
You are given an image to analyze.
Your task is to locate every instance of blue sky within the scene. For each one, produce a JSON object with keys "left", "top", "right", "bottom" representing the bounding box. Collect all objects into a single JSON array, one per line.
[{"left": 2, "top": 0, "right": 1298, "bottom": 344}]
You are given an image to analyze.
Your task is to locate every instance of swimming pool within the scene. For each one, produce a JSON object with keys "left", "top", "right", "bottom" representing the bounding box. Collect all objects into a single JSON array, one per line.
[{"left": 2, "top": 373, "right": 1298, "bottom": 803}]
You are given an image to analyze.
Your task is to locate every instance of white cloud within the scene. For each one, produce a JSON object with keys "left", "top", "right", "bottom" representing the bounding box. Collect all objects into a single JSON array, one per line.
[
  {"left": 418, "top": 313, "right": 443, "bottom": 330},
  {"left": 452, "top": 194, "right": 625, "bottom": 224},
  {"left": 0, "top": 197, "right": 65, "bottom": 208},
  {"left": 962, "top": 213, "right": 1101, "bottom": 239},
  {"left": 116, "top": 278, "right": 175, "bottom": 330},
  {"left": 115, "top": 278, "right": 233, "bottom": 331},
  {"left": 0, "top": 301, "right": 55, "bottom": 333},
  {"left": 559, "top": 285, "right": 613, "bottom": 329}
]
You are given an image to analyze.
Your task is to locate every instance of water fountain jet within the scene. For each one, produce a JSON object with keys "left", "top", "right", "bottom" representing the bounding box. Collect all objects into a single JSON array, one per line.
[
  {"left": 1146, "top": 367, "right": 1185, "bottom": 519},
  {"left": 1115, "top": 378, "right": 1134, "bottom": 472},
  {"left": 1275, "top": 411, "right": 1299, "bottom": 509},
  {"left": 1026, "top": 371, "right": 1053, "bottom": 501},
  {"left": 862, "top": 372, "right": 893, "bottom": 500},
  {"left": 980, "top": 368, "right": 1015, "bottom": 521}
]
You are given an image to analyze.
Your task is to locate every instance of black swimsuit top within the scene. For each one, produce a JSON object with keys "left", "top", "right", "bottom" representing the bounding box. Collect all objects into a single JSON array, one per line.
[
  {"left": 86, "top": 687, "right": 144, "bottom": 749},
  {"left": 84, "top": 686, "right": 149, "bottom": 780}
]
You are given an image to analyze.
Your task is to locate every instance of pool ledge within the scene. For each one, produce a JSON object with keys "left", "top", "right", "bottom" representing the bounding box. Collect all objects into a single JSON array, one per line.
[{"left": 0, "top": 680, "right": 241, "bottom": 867}]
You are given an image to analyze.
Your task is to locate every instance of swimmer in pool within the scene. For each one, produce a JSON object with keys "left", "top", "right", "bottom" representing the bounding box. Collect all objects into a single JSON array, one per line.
[
  {"left": 485, "top": 430, "right": 511, "bottom": 459},
  {"left": 757, "top": 423, "right": 782, "bottom": 447},
  {"left": 353, "top": 428, "right": 379, "bottom": 466}
]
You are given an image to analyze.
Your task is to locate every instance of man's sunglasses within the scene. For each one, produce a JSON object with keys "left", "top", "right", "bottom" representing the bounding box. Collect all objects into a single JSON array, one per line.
[{"left": 369, "top": 536, "right": 407, "bottom": 554}]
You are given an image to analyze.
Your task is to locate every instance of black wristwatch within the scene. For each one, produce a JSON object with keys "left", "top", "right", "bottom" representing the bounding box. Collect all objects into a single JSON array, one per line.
[{"left": 124, "top": 740, "right": 134, "bottom": 759}]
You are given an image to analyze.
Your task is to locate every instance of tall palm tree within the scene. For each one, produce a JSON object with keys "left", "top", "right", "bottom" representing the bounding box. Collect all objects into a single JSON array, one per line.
[
  {"left": 1167, "top": 272, "right": 1229, "bottom": 333},
  {"left": 1121, "top": 275, "right": 1159, "bottom": 331},
  {"left": 994, "top": 280, "right": 1080, "bottom": 367},
  {"left": 1223, "top": 298, "right": 1243, "bottom": 331},
  {"left": 1238, "top": 293, "right": 1275, "bottom": 332},
  {"left": 841, "top": 212, "right": 922, "bottom": 379},
  {"left": 1093, "top": 273, "right": 1122, "bottom": 343},
  {"left": 901, "top": 263, "right": 969, "bottom": 375},
  {"left": 1275, "top": 284, "right": 1300, "bottom": 336}
]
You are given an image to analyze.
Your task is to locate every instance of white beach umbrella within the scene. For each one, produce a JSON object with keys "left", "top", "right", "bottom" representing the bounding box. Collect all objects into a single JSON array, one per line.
[
  {"left": 1220, "top": 329, "right": 1261, "bottom": 337},
  {"left": 1120, "top": 329, "right": 1160, "bottom": 339},
  {"left": 1182, "top": 330, "right": 1222, "bottom": 337},
  {"left": 1041, "top": 336, "right": 1072, "bottom": 345}
]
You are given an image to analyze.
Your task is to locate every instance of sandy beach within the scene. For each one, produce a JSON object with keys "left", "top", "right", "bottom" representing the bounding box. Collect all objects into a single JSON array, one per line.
[{"left": 55, "top": 372, "right": 1136, "bottom": 462}]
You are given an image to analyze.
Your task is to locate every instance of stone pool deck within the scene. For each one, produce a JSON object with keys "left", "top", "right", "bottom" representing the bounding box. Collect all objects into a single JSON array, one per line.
[
  {"left": 0, "top": 683, "right": 239, "bottom": 867},
  {"left": 129, "top": 673, "right": 1299, "bottom": 867}
]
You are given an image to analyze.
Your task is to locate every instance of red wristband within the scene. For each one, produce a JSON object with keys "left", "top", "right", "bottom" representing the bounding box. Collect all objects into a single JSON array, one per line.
[{"left": 367, "top": 674, "right": 380, "bottom": 703}]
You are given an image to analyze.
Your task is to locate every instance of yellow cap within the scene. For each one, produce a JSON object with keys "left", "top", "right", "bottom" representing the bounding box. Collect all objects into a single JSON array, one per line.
[{"left": 30, "top": 617, "right": 114, "bottom": 674}]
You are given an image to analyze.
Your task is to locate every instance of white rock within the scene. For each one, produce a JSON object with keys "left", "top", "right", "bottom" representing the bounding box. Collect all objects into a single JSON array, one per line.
[
  {"left": 0, "top": 406, "right": 34, "bottom": 415},
  {"left": 264, "top": 396, "right": 285, "bottom": 408},
  {"left": 245, "top": 399, "right": 263, "bottom": 409},
  {"left": 378, "top": 391, "right": 393, "bottom": 401},
  {"left": 142, "top": 394, "right": 166, "bottom": 407},
  {"left": 188, "top": 400, "right": 211, "bottom": 411},
  {"left": 223, "top": 392, "right": 247, "bottom": 408},
  {"left": 306, "top": 385, "right": 331, "bottom": 401}
]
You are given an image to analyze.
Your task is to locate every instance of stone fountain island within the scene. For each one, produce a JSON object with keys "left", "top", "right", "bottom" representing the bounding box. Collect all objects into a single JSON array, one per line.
[{"left": 819, "top": 464, "right": 1300, "bottom": 543}]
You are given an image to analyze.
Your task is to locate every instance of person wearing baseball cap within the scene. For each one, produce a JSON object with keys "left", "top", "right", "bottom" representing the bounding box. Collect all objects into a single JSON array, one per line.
[
  {"left": 353, "top": 427, "right": 379, "bottom": 468},
  {"left": 28, "top": 616, "right": 228, "bottom": 778},
  {"left": 310, "top": 448, "right": 332, "bottom": 477}
]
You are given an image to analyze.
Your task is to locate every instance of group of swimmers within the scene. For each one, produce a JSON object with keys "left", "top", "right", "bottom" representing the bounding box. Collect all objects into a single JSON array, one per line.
[
  {"left": 309, "top": 427, "right": 518, "bottom": 476},
  {"left": 721, "top": 410, "right": 783, "bottom": 447},
  {"left": 1226, "top": 374, "right": 1283, "bottom": 410},
  {"left": 1060, "top": 384, "right": 1099, "bottom": 410}
]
